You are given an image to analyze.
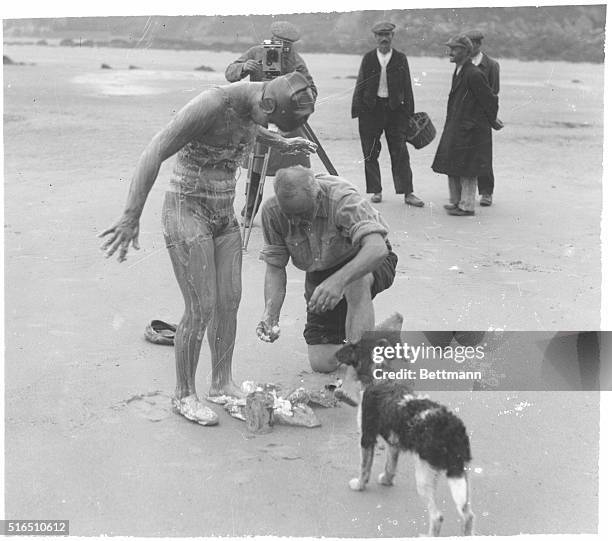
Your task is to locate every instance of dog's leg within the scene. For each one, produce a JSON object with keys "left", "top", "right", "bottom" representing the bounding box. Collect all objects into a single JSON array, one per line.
[
  {"left": 414, "top": 456, "right": 443, "bottom": 536},
  {"left": 349, "top": 445, "right": 375, "bottom": 491},
  {"left": 378, "top": 442, "right": 400, "bottom": 486},
  {"left": 448, "top": 473, "right": 475, "bottom": 536}
]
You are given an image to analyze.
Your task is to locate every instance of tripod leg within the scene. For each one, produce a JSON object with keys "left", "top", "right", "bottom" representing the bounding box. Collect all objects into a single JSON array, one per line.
[
  {"left": 243, "top": 147, "right": 271, "bottom": 251},
  {"left": 241, "top": 149, "right": 256, "bottom": 249},
  {"left": 301, "top": 122, "right": 339, "bottom": 176}
]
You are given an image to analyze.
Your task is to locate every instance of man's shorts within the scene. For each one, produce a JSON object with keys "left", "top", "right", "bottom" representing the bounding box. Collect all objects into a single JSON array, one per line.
[{"left": 303, "top": 242, "right": 398, "bottom": 345}]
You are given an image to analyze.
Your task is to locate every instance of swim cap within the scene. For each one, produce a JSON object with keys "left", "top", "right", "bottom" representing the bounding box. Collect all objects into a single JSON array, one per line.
[{"left": 261, "top": 72, "right": 315, "bottom": 132}]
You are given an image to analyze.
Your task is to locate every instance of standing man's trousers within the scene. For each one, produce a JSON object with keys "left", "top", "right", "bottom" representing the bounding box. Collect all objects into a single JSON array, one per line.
[{"left": 358, "top": 97, "right": 414, "bottom": 195}]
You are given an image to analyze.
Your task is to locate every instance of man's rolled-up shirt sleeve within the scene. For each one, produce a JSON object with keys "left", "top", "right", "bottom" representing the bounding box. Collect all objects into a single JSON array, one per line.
[
  {"left": 259, "top": 205, "right": 290, "bottom": 268},
  {"left": 335, "top": 193, "right": 389, "bottom": 247},
  {"left": 225, "top": 46, "right": 259, "bottom": 82},
  {"left": 260, "top": 244, "right": 290, "bottom": 268}
]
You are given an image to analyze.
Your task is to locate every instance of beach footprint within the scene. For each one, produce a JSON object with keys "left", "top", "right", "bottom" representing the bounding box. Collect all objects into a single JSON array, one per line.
[{"left": 123, "top": 391, "right": 173, "bottom": 422}]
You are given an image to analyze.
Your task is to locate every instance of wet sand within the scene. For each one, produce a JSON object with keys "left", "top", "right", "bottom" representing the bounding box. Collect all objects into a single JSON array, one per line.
[{"left": 3, "top": 45, "right": 602, "bottom": 536}]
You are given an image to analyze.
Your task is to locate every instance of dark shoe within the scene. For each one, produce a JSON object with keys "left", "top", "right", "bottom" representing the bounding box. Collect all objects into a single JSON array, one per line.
[
  {"left": 447, "top": 207, "right": 475, "bottom": 216},
  {"left": 480, "top": 194, "right": 493, "bottom": 206},
  {"left": 144, "top": 320, "right": 177, "bottom": 346},
  {"left": 370, "top": 193, "right": 382, "bottom": 203},
  {"left": 404, "top": 193, "right": 424, "bottom": 207},
  {"left": 443, "top": 203, "right": 458, "bottom": 210}
]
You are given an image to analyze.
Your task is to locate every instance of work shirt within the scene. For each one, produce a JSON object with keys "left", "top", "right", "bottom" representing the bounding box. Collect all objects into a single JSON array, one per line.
[
  {"left": 376, "top": 49, "right": 392, "bottom": 98},
  {"left": 260, "top": 175, "right": 389, "bottom": 272}
]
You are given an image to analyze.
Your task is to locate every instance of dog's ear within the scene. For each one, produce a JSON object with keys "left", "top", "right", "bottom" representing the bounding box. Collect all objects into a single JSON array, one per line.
[{"left": 335, "top": 342, "right": 357, "bottom": 366}]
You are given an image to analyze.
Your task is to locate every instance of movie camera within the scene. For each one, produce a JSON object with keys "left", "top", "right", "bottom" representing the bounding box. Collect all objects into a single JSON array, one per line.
[
  {"left": 261, "top": 39, "right": 290, "bottom": 80},
  {"left": 241, "top": 35, "right": 340, "bottom": 250}
]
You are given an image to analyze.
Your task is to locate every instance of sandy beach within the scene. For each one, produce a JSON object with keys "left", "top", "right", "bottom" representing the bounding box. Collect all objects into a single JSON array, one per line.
[{"left": 3, "top": 43, "right": 603, "bottom": 536}]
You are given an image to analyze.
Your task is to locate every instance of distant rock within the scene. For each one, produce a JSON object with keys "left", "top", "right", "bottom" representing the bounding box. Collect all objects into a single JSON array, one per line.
[
  {"left": 345, "top": 75, "right": 358, "bottom": 79},
  {"left": 3, "top": 55, "right": 33, "bottom": 66},
  {"left": 571, "top": 79, "right": 582, "bottom": 83},
  {"left": 79, "top": 39, "right": 94, "bottom": 47},
  {"left": 194, "top": 64, "right": 214, "bottom": 72},
  {"left": 59, "top": 38, "right": 75, "bottom": 47},
  {"left": 128, "top": 65, "right": 142, "bottom": 70},
  {"left": 36, "top": 39, "right": 48, "bottom": 46},
  {"left": 101, "top": 63, "right": 112, "bottom": 70}
]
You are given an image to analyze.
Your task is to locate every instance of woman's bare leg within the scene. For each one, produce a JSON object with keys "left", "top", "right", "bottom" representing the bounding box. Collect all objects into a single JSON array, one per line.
[
  {"left": 167, "top": 235, "right": 218, "bottom": 424},
  {"left": 207, "top": 229, "right": 244, "bottom": 398}
]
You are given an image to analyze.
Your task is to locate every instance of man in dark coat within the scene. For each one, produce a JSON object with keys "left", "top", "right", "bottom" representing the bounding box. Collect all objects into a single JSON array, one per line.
[
  {"left": 351, "top": 21, "right": 424, "bottom": 207},
  {"left": 225, "top": 21, "right": 318, "bottom": 222},
  {"left": 432, "top": 34, "right": 502, "bottom": 216},
  {"left": 466, "top": 30, "right": 501, "bottom": 207}
]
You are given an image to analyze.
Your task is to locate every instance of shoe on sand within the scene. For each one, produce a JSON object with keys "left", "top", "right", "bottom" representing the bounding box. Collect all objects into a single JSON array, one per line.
[
  {"left": 370, "top": 193, "right": 382, "bottom": 203},
  {"left": 404, "top": 193, "right": 424, "bottom": 207},
  {"left": 447, "top": 207, "right": 475, "bottom": 216},
  {"left": 144, "top": 320, "right": 176, "bottom": 346},
  {"left": 480, "top": 194, "right": 493, "bottom": 206},
  {"left": 443, "top": 203, "right": 458, "bottom": 210},
  {"left": 173, "top": 395, "right": 219, "bottom": 426}
]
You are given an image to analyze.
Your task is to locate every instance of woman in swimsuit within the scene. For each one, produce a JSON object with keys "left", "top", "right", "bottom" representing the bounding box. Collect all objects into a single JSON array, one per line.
[{"left": 100, "top": 72, "right": 316, "bottom": 425}]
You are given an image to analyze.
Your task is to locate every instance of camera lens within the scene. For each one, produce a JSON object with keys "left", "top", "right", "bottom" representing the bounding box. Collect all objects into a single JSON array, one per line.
[{"left": 266, "top": 50, "right": 279, "bottom": 65}]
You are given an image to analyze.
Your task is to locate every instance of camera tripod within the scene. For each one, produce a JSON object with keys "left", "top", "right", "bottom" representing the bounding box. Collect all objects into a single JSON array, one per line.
[{"left": 240, "top": 121, "right": 338, "bottom": 250}]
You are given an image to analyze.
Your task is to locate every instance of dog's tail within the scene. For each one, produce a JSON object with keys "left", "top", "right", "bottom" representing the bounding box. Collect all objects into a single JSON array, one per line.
[{"left": 447, "top": 471, "right": 475, "bottom": 536}]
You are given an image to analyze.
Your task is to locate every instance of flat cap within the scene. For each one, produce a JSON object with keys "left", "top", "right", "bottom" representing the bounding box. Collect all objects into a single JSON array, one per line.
[
  {"left": 445, "top": 34, "right": 473, "bottom": 53},
  {"left": 371, "top": 21, "right": 396, "bottom": 34},
  {"left": 465, "top": 30, "right": 484, "bottom": 42},
  {"left": 270, "top": 21, "right": 301, "bottom": 42}
]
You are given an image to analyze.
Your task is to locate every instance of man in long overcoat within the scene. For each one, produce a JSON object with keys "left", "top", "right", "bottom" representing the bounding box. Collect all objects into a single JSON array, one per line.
[
  {"left": 351, "top": 21, "right": 424, "bottom": 207},
  {"left": 432, "top": 34, "right": 502, "bottom": 216},
  {"left": 466, "top": 30, "right": 501, "bottom": 207}
]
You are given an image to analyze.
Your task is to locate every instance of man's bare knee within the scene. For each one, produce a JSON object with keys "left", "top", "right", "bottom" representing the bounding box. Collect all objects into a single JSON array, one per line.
[{"left": 308, "top": 344, "right": 343, "bottom": 373}]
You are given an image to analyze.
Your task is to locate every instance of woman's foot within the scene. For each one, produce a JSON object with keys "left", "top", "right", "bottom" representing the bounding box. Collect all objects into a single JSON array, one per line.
[
  {"left": 172, "top": 394, "right": 219, "bottom": 426},
  {"left": 207, "top": 381, "right": 246, "bottom": 404}
]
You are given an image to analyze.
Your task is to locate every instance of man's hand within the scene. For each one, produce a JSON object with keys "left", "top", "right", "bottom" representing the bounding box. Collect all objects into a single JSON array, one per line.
[
  {"left": 256, "top": 319, "right": 281, "bottom": 343},
  {"left": 308, "top": 275, "right": 344, "bottom": 314},
  {"left": 284, "top": 137, "right": 318, "bottom": 155},
  {"left": 242, "top": 59, "right": 260, "bottom": 74},
  {"left": 98, "top": 215, "right": 140, "bottom": 262}
]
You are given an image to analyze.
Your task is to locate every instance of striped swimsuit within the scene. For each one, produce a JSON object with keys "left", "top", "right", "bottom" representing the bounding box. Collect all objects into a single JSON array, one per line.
[{"left": 163, "top": 88, "right": 257, "bottom": 244}]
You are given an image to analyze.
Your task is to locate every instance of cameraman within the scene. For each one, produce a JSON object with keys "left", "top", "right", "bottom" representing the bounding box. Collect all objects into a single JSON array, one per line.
[{"left": 225, "top": 21, "right": 318, "bottom": 223}]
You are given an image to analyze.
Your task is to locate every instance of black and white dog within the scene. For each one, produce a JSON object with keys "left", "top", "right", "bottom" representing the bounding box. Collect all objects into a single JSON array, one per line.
[{"left": 335, "top": 314, "right": 475, "bottom": 537}]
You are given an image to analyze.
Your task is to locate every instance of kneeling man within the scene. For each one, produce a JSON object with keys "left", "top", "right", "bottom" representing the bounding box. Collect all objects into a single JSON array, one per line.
[{"left": 256, "top": 166, "right": 398, "bottom": 373}]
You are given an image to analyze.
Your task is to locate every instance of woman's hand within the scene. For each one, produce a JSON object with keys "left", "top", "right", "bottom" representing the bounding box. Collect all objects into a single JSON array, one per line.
[{"left": 98, "top": 215, "right": 140, "bottom": 262}]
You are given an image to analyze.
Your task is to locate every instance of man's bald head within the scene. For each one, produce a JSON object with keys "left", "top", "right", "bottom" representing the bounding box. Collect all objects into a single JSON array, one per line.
[{"left": 274, "top": 166, "right": 318, "bottom": 216}]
